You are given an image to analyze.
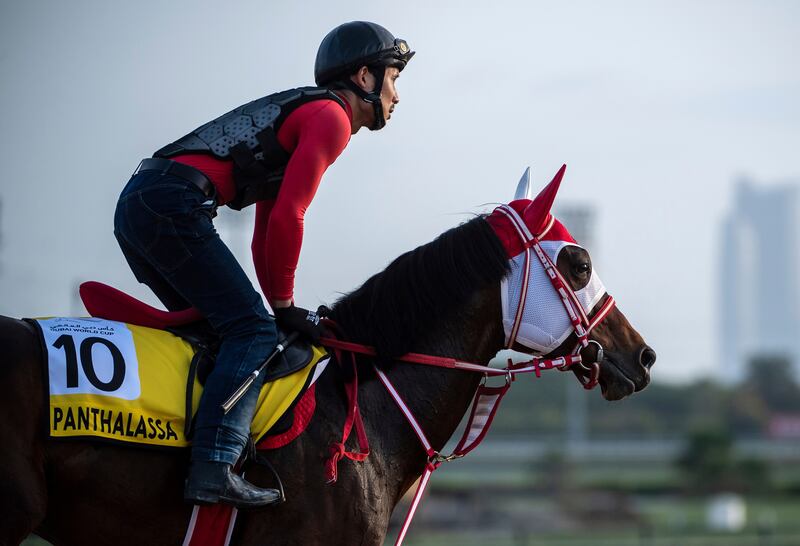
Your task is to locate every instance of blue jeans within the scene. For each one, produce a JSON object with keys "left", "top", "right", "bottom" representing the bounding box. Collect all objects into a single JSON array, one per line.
[{"left": 114, "top": 169, "right": 278, "bottom": 465}]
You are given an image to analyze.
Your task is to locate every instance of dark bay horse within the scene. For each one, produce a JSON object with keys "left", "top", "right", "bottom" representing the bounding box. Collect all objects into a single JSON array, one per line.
[{"left": 0, "top": 194, "right": 654, "bottom": 545}]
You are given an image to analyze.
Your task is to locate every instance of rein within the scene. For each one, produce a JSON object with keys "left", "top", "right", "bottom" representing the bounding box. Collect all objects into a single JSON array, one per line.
[
  {"left": 318, "top": 207, "right": 616, "bottom": 545},
  {"left": 320, "top": 337, "right": 581, "bottom": 377}
]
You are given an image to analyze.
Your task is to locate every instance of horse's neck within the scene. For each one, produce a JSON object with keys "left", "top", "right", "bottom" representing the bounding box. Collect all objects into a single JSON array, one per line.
[{"left": 358, "top": 286, "right": 504, "bottom": 498}]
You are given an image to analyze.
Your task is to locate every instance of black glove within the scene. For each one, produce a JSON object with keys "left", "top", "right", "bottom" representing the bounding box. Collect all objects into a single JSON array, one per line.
[{"left": 273, "top": 304, "right": 325, "bottom": 343}]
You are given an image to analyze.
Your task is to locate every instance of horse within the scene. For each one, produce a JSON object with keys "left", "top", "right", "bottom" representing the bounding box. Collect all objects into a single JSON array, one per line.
[{"left": 0, "top": 169, "right": 655, "bottom": 546}]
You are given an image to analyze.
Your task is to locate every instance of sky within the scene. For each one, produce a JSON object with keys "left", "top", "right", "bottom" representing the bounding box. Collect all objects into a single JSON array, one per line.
[{"left": 0, "top": 0, "right": 798, "bottom": 382}]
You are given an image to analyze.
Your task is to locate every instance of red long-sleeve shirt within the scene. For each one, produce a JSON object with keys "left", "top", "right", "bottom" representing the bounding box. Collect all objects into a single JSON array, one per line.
[{"left": 172, "top": 96, "right": 352, "bottom": 304}]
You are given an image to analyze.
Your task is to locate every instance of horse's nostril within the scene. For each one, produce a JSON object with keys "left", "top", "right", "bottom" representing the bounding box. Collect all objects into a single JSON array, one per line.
[{"left": 639, "top": 346, "right": 657, "bottom": 369}]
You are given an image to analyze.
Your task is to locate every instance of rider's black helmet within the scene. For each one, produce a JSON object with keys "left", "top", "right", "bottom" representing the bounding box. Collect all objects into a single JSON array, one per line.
[{"left": 315, "top": 21, "right": 415, "bottom": 86}]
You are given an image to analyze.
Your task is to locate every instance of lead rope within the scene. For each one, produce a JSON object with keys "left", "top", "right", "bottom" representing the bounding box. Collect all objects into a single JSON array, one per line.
[
  {"left": 374, "top": 366, "right": 439, "bottom": 546},
  {"left": 375, "top": 367, "right": 512, "bottom": 546}
]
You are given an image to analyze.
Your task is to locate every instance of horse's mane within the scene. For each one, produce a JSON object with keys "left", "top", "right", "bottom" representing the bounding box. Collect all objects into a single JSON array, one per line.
[{"left": 329, "top": 216, "right": 509, "bottom": 362}]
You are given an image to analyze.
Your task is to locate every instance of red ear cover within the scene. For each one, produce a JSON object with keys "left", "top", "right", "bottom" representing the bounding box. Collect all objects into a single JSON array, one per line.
[
  {"left": 486, "top": 164, "right": 570, "bottom": 257},
  {"left": 522, "top": 164, "right": 566, "bottom": 235}
]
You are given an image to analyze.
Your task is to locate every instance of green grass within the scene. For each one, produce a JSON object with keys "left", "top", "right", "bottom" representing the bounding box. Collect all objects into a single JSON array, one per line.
[
  {"left": 383, "top": 495, "right": 800, "bottom": 546},
  {"left": 639, "top": 496, "right": 800, "bottom": 530},
  {"left": 392, "top": 497, "right": 800, "bottom": 545},
  {"left": 389, "top": 530, "right": 800, "bottom": 546},
  {"left": 26, "top": 496, "right": 800, "bottom": 546}
]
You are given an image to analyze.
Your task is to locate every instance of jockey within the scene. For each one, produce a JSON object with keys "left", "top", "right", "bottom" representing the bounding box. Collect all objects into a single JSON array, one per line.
[{"left": 113, "top": 21, "right": 414, "bottom": 508}]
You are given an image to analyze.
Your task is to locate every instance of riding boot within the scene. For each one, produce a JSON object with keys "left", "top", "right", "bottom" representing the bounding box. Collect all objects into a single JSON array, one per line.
[{"left": 184, "top": 460, "right": 282, "bottom": 509}]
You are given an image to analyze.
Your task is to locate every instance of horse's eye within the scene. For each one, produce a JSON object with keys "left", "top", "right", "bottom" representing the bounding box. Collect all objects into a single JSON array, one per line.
[{"left": 574, "top": 263, "right": 591, "bottom": 275}]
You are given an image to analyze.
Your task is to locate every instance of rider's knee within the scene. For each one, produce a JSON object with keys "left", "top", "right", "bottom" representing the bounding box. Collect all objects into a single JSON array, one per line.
[
  {"left": 251, "top": 313, "right": 277, "bottom": 339},
  {"left": 222, "top": 305, "right": 276, "bottom": 342}
]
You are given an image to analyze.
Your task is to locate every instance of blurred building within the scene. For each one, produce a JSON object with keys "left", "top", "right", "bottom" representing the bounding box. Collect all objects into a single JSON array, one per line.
[
  {"left": 557, "top": 205, "right": 595, "bottom": 249},
  {"left": 719, "top": 178, "right": 800, "bottom": 383}
]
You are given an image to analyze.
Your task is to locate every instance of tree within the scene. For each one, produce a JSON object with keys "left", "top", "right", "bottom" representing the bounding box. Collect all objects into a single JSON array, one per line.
[
  {"left": 676, "top": 427, "right": 772, "bottom": 494},
  {"left": 746, "top": 355, "right": 800, "bottom": 413},
  {"left": 677, "top": 427, "right": 736, "bottom": 494}
]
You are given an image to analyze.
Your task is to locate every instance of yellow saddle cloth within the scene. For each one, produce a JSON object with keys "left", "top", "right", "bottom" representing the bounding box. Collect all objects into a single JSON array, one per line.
[{"left": 35, "top": 317, "right": 329, "bottom": 448}]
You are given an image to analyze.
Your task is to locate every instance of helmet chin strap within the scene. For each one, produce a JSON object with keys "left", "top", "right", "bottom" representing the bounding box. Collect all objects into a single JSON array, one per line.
[{"left": 343, "top": 65, "right": 387, "bottom": 131}]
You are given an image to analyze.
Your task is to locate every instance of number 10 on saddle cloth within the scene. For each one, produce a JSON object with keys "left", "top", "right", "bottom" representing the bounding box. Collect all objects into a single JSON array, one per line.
[{"left": 33, "top": 317, "right": 328, "bottom": 448}]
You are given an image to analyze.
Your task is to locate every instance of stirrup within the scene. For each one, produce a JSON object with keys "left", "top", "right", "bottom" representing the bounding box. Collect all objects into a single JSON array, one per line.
[{"left": 243, "top": 438, "right": 287, "bottom": 503}]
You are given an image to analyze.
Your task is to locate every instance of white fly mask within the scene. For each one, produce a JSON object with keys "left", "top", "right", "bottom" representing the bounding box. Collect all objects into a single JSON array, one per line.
[
  {"left": 500, "top": 240, "right": 607, "bottom": 354},
  {"left": 487, "top": 165, "right": 610, "bottom": 355}
]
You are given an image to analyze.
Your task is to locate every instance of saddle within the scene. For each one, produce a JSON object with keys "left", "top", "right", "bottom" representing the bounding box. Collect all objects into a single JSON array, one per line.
[
  {"left": 79, "top": 281, "right": 313, "bottom": 383},
  {"left": 75, "top": 281, "right": 323, "bottom": 443}
]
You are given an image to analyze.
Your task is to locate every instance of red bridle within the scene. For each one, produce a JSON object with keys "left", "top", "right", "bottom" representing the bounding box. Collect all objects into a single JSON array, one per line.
[{"left": 494, "top": 205, "right": 616, "bottom": 390}]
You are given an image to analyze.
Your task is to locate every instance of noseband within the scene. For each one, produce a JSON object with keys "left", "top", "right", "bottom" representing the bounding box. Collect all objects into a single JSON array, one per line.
[{"left": 495, "top": 205, "right": 616, "bottom": 389}]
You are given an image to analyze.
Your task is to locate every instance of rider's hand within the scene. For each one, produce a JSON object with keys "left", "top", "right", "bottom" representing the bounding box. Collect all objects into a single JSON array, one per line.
[{"left": 273, "top": 304, "right": 325, "bottom": 343}]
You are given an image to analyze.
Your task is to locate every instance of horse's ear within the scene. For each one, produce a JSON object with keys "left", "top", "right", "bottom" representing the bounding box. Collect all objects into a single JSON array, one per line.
[
  {"left": 523, "top": 164, "right": 566, "bottom": 234},
  {"left": 514, "top": 166, "right": 532, "bottom": 200}
]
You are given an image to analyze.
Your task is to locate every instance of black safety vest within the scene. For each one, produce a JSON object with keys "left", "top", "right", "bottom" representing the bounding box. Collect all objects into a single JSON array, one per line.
[{"left": 154, "top": 87, "right": 347, "bottom": 210}]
